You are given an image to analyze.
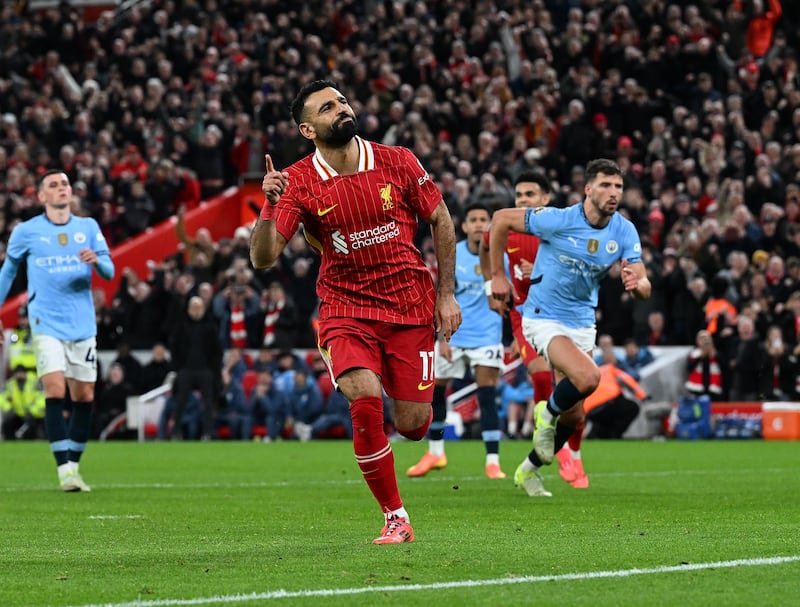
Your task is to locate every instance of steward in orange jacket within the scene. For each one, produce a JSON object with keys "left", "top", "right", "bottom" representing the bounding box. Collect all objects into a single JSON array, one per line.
[{"left": 583, "top": 355, "right": 647, "bottom": 439}]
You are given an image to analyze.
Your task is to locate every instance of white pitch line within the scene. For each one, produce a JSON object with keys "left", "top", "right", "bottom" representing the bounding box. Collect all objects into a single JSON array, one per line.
[
  {"left": 61, "top": 555, "right": 800, "bottom": 607},
  {"left": 5, "top": 467, "right": 796, "bottom": 493},
  {"left": 87, "top": 515, "right": 144, "bottom": 520}
]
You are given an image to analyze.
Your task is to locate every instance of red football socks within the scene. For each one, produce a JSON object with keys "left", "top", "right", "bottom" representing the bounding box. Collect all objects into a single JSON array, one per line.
[{"left": 351, "top": 395, "right": 402, "bottom": 512}]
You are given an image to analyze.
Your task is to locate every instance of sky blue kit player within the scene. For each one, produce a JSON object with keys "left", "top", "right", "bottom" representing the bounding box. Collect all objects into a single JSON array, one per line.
[
  {"left": 0, "top": 212, "right": 113, "bottom": 340},
  {"left": 0, "top": 170, "right": 115, "bottom": 492},
  {"left": 488, "top": 159, "right": 651, "bottom": 497},
  {"left": 451, "top": 239, "right": 503, "bottom": 348},
  {"left": 407, "top": 203, "right": 508, "bottom": 480}
]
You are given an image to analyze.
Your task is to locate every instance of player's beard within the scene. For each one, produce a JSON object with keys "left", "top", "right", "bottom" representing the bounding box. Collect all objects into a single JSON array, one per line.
[
  {"left": 322, "top": 115, "right": 358, "bottom": 147},
  {"left": 591, "top": 194, "right": 615, "bottom": 218}
]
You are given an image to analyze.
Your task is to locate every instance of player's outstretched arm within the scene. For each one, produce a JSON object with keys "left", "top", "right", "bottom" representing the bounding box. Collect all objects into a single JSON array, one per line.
[{"left": 487, "top": 208, "right": 526, "bottom": 312}]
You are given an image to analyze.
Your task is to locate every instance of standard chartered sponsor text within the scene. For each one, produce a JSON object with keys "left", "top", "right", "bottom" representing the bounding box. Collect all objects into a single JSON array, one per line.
[{"left": 349, "top": 221, "right": 401, "bottom": 250}]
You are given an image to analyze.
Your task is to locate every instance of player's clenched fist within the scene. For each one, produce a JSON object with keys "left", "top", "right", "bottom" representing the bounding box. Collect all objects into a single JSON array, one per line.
[{"left": 262, "top": 154, "right": 289, "bottom": 204}]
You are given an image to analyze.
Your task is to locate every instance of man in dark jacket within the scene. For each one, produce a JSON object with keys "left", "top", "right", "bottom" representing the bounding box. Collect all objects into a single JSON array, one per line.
[{"left": 169, "top": 296, "right": 223, "bottom": 440}]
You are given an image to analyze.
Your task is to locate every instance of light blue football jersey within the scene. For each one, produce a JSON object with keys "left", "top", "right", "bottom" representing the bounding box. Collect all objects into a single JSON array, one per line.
[
  {"left": 0, "top": 214, "right": 113, "bottom": 340},
  {"left": 450, "top": 239, "right": 502, "bottom": 348},
  {"left": 521, "top": 204, "right": 642, "bottom": 328}
]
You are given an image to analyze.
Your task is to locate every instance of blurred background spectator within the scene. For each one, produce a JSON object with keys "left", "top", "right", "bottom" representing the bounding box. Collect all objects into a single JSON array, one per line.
[{"left": 0, "top": 364, "right": 45, "bottom": 440}]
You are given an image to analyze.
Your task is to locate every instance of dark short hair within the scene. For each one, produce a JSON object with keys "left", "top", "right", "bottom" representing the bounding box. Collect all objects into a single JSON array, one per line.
[
  {"left": 463, "top": 202, "right": 491, "bottom": 218},
  {"left": 514, "top": 171, "right": 551, "bottom": 194},
  {"left": 585, "top": 158, "right": 623, "bottom": 183},
  {"left": 39, "top": 169, "right": 67, "bottom": 188},
  {"left": 290, "top": 79, "right": 339, "bottom": 125}
]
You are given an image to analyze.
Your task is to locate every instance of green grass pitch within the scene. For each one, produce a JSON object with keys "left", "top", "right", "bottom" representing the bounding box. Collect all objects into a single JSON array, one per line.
[{"left": 1, "top": 439, "right": 798, "bottom": 607}]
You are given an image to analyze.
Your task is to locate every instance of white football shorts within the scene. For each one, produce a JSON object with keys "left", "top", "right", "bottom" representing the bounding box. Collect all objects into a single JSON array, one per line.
[
  {"left": 434, "top": 340, "right": 503, "bottom": 380},
  {"left": 33, "top": 334, "right": 98, "bottom": 382},
  {"left": 521, "top": 317, "right": 596, "bottom": 362}
]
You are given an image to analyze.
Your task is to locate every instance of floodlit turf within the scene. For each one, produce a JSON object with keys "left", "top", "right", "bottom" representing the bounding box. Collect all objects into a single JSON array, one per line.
[{"left": 1, "top": 438, "right": 798, "bottom": 607}]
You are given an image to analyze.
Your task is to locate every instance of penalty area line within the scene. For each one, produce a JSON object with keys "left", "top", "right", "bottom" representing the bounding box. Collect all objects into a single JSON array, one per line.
[{"left": 64, "top": 555, "right": 800, "bottom": 607}]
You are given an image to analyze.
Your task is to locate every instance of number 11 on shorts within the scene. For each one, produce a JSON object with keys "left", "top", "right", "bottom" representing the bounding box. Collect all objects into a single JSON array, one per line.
[{"left": 418, "top": 350, "right": 434, "bottom": 389}]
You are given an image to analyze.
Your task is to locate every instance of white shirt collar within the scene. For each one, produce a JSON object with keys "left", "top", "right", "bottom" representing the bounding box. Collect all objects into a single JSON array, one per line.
[{"left": 311, "top": 136, "right": 374, "bottom": 180}]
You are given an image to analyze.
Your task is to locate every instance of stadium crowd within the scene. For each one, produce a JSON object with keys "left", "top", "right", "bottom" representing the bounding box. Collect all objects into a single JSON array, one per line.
[{"left": 1, "top": 0, "right": 800, "bottom": 439}]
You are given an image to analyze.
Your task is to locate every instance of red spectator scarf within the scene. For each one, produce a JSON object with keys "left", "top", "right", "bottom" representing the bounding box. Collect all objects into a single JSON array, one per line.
[
  {"left": 263, "top": 300, "right": 284, "bottom": 347},
  {"left": 685, "top": 349, "right": 723, "bottom": 396},
  {"left": 229, "top": 306, "right": 247, "bottom": 348}
]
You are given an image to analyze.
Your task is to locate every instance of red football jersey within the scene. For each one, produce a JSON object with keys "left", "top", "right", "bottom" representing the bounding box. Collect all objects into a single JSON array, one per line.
[
  {"left": 484, "top": 227, "right": 541, "bottom": 306},
  {"left": 274, "top": 137, "right": 441, "bottom": 325}
]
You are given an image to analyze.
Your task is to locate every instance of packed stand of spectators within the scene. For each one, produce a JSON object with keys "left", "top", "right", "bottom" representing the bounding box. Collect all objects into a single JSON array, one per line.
[
  {"left": 90, "top": 205, "right": 320, "bottom": 353},
  {"left": 2, "top": 0, "right": 800, "bottom": 437}
]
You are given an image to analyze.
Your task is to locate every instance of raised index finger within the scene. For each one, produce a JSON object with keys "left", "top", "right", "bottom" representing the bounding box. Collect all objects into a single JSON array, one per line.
[{"left": 265, "top": 154, "right": 274, "bottom": 173}]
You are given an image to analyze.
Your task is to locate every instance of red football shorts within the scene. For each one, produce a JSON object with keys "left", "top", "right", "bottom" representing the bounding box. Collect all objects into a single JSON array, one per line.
[
  {"left": 317, "top": 317, "right": 436, "bottom": 402},
  {"left": 510, "top": 306, "right": 540, "bottom": 367}
]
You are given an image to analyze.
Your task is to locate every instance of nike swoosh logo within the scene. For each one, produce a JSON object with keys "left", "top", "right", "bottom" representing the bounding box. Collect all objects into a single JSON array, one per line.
[
  {"left": 317, "top": 204, "right": 338, "bottom": 216},
  {"left": 507, "top": 247, "right": 520, "bottom": 253},
  {"left": 417, "top": 381, "right": 434, "bottom": 390}
]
